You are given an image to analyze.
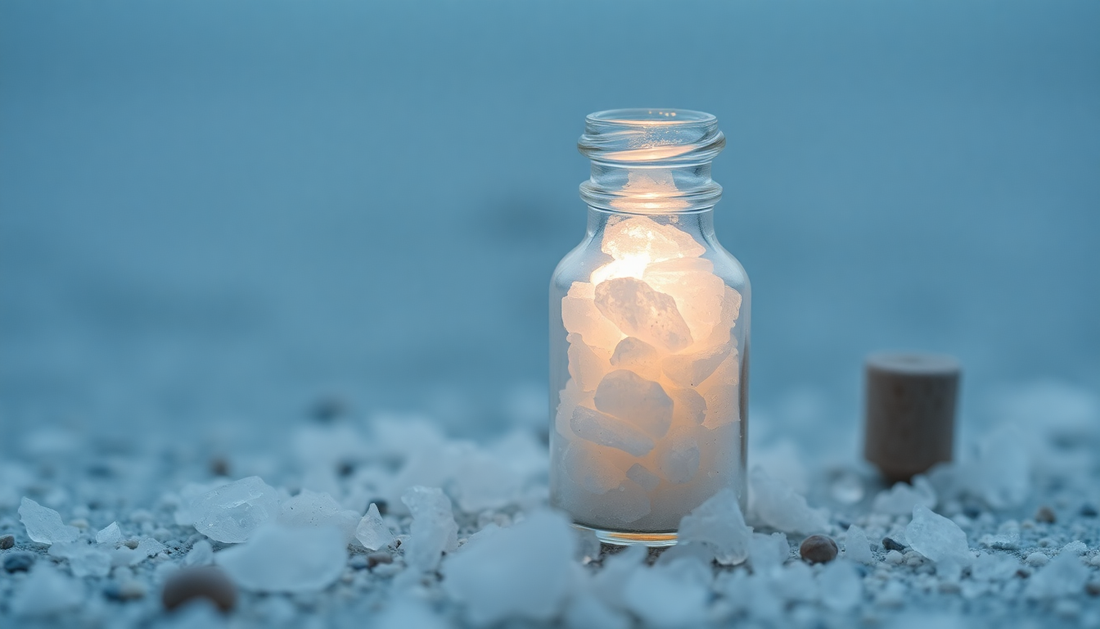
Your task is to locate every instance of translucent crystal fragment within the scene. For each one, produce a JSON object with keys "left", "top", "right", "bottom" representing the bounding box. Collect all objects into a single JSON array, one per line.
[
  {"left": 594, "top": 277, "right": 693, "bottom": 353},
  {"left": 678, "top": 488, "right": 752, "bottom": 565},
  {"left": 190, "top": 476, "right": 280, "bottom": 543},
  {"left": 401, "top": 486, "right": 458, "bottom": 572},
  {"left": 643, "top": 257, "right": 726, "bottom": 344},
  {"left": 561, "top": 282, "right": 622, "bottom": 352},
  {"left": 554, "top": 380, "right": 592, "bottom": 440},
  {"left": 600, "top": 215, "right": 705, "bottom": 262},
  {"left": 594, "top": 369, "right": 673, "bottom": 439},
  {"left": 567, "top": 333, "right": 610, "bottom": 392},
  {"left": 905, "top": 505, "right": 971, "bottom": 566},
  {"left": 609, "top": 337, "right": 662, "bottom": 381},
  {"left": 667, "top": 386, "right": 707, "bottom": 426},
  {"left": 570, "top": 405, "right": 655, "bottom": 457},
  {"left": 355, "top": 503, "right": 394, "bottom": 551},
  {"left": 19, "top": 498, "right": 80, "bottom": 545},
  {"left": 626, "top": 463, "right": 661, "bottom": 491},
  {"left": 563, "top": 440, "right": 627, "bottom": 495},
  {"left": 216, "top": 524, "right": 346, "bottom": 593},
  {"left": 662, "top": 340, "right": 734, "bottom": 388},
  {"left": 657, "top": 427, "right": 701, "bottom": 484}
]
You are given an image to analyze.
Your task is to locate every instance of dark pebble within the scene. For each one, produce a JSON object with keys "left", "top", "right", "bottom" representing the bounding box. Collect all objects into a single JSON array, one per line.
[
  {"left": 310, "top": 396, "right": 348, "bottom": 423},
  {"left": 882, "top": 537, "right": 907, "bottom": 552},
  {"left": 367, "top": 552, "right": 394, "bottom": 569},
  {"left": 209, "top": 456, "right": 230, "bottom": 477},
  {"left": 337, "top": 461, "right": 355, "bottom": 477},
  {"left": 961, "top": 503, "right": 983, "bottom": 519},
  {"left": 103, "top": 583, "right": 144, "bottom": 602},
  {"left": 1081, "top": 504, "right": 1098, "bottom": 518},
  {"left": 3, "top": 551, "right": 35, "bottom": 573},
  {"left": 161, "top": 567, "right": 238, "bottom": 612},
  {"left": 1035, "top": 506, "right": 1057, "bottom": 524},
  {"left": 800, "top": 535, "right": 839, "bottom": 564},
  {"left": 1086, "top": 582, "right": 1100, "bottom": 597},
  {"left": 0, "top": 534, "right": 14, "bottom": 550}
]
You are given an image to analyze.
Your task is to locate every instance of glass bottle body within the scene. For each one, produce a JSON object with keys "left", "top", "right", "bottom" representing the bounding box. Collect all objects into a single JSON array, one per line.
[{"left": 549, "top": 110, "right": 749, "bottom": 546}]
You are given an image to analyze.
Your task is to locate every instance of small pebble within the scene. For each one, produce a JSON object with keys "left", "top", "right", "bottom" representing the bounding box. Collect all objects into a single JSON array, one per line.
[
  {"left": 118, "top": 580, "right": 147, "bottom": 600},
  {"left": 3, "top": 551, "right": 35, "bottom": 573},
  {"left": 1081, "top": 504, "right": 1098, "bottom": 518},
  {"left": 0, "top": 534, "right": 14, "bottom": 550},
  {"left": 885, "top": 550, "right": 904, "bottom": 565},
  {"left": 162, "top": 567, "right": 238, "bottom": 612},
  {"left": 1025, "top": 552, "right": 1049, "bottom": 567},
  {"left": 800, "top": 535, "right": 839, "bottom": 564},
  {"left": 1035, "top": 506, "right": 1056, "bottom": 524},
  {"left": 210, "top": 456, "right": 231, "bottom": 477},
  {"left": 882, "top": 537, "right": 906, "bottom": 552},
  {"left": 123, "top": 539, "right": 140, "bottom": 550},
  {"left": 310, "top": 396, "right": 348, "bottom": 422},
  {"left": 367, "top": 552, "right": 394, "bottom": 569},
  {"left": 1086, "top": 582, "right": 1100, "bottom": 597}
]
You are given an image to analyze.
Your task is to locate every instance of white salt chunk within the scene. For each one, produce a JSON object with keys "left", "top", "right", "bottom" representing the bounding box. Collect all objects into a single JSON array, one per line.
[
  {"left": 401, "top": 486, "right": 458, "bottom": 572},
  {"left": 49, "top": 541, "right": 111, "bottom": 577},
  {"left": 561, "top": 283, "right": 623, "bottom": 352},
  {"left": 567, "top": 333, "right": 610, "bottom": 392},
  {"left": 216, "top": 523, "right": 346, "bottom": 593},
  {"left": 678, "top": 488, "right": 752, "bottom": 565},
  {"left": 600, "top": 215, "right": 705, "bottom": 262},
  {"left": 1060, "top": 540, "right": 1087, "bottom": 556},
  {"left": 355, "top": 503, "right": 394, "bottom": 551},
  {"left": 564, "top": 441, "right": 626, "bottom": 495},
  {"left": 95, "top": 522, "right": 122, "bottom": 545},
  {"left": 905, "top": 505, "right": 971, "bottom": 567},
  {"left": 970, "top": 552, "right": 1019, "bottom": 581},
  {"left": 772, "top": 561, "right": 818, "bottom": 602},
  {"left": 748, "top": 467, "right": 829, "bottom": 535},
  {"left": 623, "top": 556, "right": 711, "bottom": 629},
  {"left": 748, "top": 532, "right": 790, "bottom": 573},
  {"left": 597, "top": 480, "right": 652, "bottom": 524},
  {"left": 668, "top": 386, "right": 707, "bottom": 425},
  {"left": 657, "top": 428, "right": 701, "bottom": 484},
  {"left": 594, "top": 369, "right": 673, "bottom": 438},
  {"left": 610, "top": 337, "right": 662, "bottom": 380},
  {"left": 1025, "top": 552, "right": 1089, "bottom": 599},
  {"left": 19, "top": 497, "right": 80, "bottom": 545},
  {"left": 10, "top": 564, "right": 84, "bottom": 617},
  {"left": 662, "top": 341, "right": 732, "bottom": 388},
  {"left": 173, "top": 480, "right": 230, "bottom": 526},
  {"left": 190, "top": 476, "right": 280, "bottom": 543},
  {"left": 627, "top": 463, "right": 661, "bottom": 491},
  {"left": 1025, "top": 552, "right": 1049, "bottom": 567},
  {"left": 591, "top": 545, "right": 647, "bottom": 609},
  {"left": 843, "top": 525, "right": 874, "bottom": 564},
  {"left": 818, "top": 560, "right": 862, "bottom": 611},
  {"left": 642, "top": 258, "right": 726, "bottom": 344},
  {"left": 571, "top": 405, "right": 655, "bottom": 456},
  {"left": 278, "top": 489, "right": 360, "bottom": 544},
  {"left": 594, "top": 277, "right": 693, "bottom": 353},
  {"left": 185, "top": 540, "right": 215, "bottom": 566},
  {"left": 442, "top": 510, "right": 576, "bottom": 627},
  {"left": 872, "top": 477, "right": 937, "bottom": 516},
  {"left": 111, "top": 537, "right": 166, "bottom": 567}
]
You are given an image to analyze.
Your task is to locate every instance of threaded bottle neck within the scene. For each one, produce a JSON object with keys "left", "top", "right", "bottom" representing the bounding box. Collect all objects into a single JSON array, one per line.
[{"left": 578, "top": 109, "right": 725, "bottom": 214}]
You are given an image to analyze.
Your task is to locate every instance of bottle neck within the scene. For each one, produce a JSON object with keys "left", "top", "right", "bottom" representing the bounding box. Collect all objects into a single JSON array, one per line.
[
  {"left": 580, "top": 163, "right": 722, "bottom": 214},
  {"left": 586, "top": 205, "right": 716, "bottom": 240}
]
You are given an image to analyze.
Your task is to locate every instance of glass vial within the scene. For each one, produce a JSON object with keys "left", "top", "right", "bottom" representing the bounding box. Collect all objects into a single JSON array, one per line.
[{"left": 549, "top": 109, "right": 750, "bottom": 546}]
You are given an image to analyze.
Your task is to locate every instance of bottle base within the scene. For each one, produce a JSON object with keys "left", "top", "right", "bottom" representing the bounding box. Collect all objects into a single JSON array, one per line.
[{"left": 573, "top": 523, "right": 678, "bottom": 547}]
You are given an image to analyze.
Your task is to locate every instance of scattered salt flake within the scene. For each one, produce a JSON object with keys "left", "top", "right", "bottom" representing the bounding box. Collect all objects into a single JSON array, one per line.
[
  {"left": 906, "top": 505, "right": 971, "bottom": 567},
  {"left": 1025, "top": 552, "right": 1049, "bottom": 567},
  {"left": 278, "top": 489, "right": 359, "bottom": 544},
  {"left": 10, "top": 564, "right": 85, "bottom": 617},
  {"left": 818, "top": 560, "right": 862, "bottom": 611},
  {"left": 442, "top": 510, "right": 575, "bottom": 626},
  {"left": 748, "top": 467, "right": 828, "bottom": 535},
  {"left": 623, "top": 556, "right": 711, "bottom": 629},
  {"left": 979, "top": 520, "right": 1020, "bottom": 550},
  {"left": 678, "top": 488, "right": 752, "bottom": 565},
  {"left": 111, "top": 538, "right": 166, "bottom": 567},
  {"left": 1060, "top": 540, "right": 1088, "bottom": 556},
  {"left": 748, "top": 532, "right": 789, "bottom": 573},
  {"left": 970, "top": 552, "right": 1019, "bottom": 581},
  {"left": 18, "top": 497, "right": 80, "bottom": 545},
  {"left": 185, "top": 540, "right": 215, "bottom": 566},
  {"left": 191, "top": 476, "right": 280, "bottom": 543},
  {"left": 843, "top": 525, "right": 874, "bottom": 564},
  {"left": 563, "top": 591, "right": 631, "bottom": 629},
  {"left": 872, "top": 477, "right": 937, "bottom": 516},
  {"left": 48, "top": 541, "right": 111, "bottom": 577},
  {"left": 1026, "top": 552, "right": 1089, "bottom": 599},
  {"left": 95, "top": 522, "right": 122, "bottom": 545},
  {"left": 216, "top": 524, "right": 346, "bottom": 593},
  {"left": 402, "top": 486, "right": 458, "bottom": 572},
  {"left": 355, "top": 503, "right": 394, "bottom": 551}
]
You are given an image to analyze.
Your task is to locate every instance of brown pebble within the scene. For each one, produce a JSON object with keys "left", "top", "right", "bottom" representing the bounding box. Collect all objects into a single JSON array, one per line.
[
  {"left": 123, "top": 539, "right": 140, "bottom": 550},
  {"left": 0, "top": 535, "right": 14, "bottom": 550},
  {"left": 800, "top": 535, "right": 839, "bottom": 564},
  {"left": 1086, "top": 582, "right": 1100, "bottom": 597},
  {"left": 162, "top": 567, "right": 238, "bottom": 612},
  {"left": 367, "top": 552, "right": 394, "bottom": 569},
  {"left": 1035, "top": 506, "right": 1056, "bottom": 524},
  {"left": 209, "top": 456, "right": 230, "bottom": 478}
]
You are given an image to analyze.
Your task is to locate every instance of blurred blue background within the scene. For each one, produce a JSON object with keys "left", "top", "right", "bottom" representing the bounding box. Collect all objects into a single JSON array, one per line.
[{"left": 2, "top": 0, "right": 1097, "bottom": 447}]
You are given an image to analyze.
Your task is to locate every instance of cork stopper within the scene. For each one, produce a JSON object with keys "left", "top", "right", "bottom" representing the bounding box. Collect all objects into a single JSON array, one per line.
[{"left": 863, "top": 352, "right": 961, "bottom": 483}]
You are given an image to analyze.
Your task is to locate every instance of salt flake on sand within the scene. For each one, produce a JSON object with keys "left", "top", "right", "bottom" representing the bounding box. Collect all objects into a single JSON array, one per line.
[
  {"left": 216, "top": 524, "right": 346, "bottom": 593},
  {"left": 906, "top": 505, "right": 972, "bottom": 573},
  {"left": 678, "top": 488, "right": 752, "bottom": 565},
  {"left": 355, "top": 503, "right": 394, "bottom": 551},
  {"left": 748, "top": 467, "right": 829, "bottom": 535},
  {"left": 402, "top": 486, "right": 458, "bottom": 572},
  {"left": 278, "top": 489, "right": 360, "bottom": 544},
  {"left": 190, "top": 477, "right": 280, "bottom": 543},
  {"left": 442, "top": 510, "right": 575, "bottom": 627},
  {"left": 19, "top": 497, "right": 80, "bottom": 545}
]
